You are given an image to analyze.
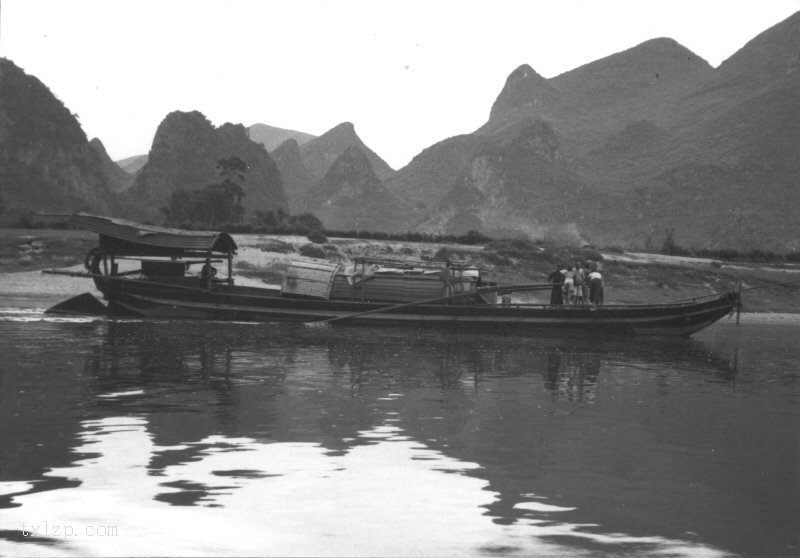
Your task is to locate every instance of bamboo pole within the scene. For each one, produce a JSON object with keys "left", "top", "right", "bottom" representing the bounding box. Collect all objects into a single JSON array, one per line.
[{"left": 306, "top": 283, "right": 552, "bottom": 326}]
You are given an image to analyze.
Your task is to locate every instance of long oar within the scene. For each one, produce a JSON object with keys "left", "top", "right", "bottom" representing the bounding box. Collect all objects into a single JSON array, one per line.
[{"left": 306, "top": 283, "right": 552, "bottom": 326}]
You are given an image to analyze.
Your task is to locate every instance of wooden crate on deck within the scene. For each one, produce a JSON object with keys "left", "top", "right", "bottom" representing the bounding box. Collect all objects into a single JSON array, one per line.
[{"left": 281, "top": 261, "right": 340, "bottom": 299}]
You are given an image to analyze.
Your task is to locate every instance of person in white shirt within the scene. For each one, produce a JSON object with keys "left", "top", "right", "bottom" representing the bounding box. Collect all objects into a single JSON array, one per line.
[
  {"left": 563, "top": 267, "right": 577, "bottom": 305},
  {"left": 588, "top": 268, "right": 604, "bottom": 305}
]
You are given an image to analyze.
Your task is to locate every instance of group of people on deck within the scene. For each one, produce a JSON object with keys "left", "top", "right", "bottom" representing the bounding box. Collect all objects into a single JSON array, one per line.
[{"left": 548, "top": 262, "right": 604, "bottom": 305}]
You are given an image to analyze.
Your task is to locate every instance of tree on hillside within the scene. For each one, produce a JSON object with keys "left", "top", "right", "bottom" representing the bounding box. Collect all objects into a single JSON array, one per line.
[
  {"left": 216, "top": 156, "right": 248, "bottom": 184},
  {"left": 162, "top": 156, "right": 248, "bottom": 227},
  {"left": 190, "top": 181, "right": 246, "bottom": 227}
]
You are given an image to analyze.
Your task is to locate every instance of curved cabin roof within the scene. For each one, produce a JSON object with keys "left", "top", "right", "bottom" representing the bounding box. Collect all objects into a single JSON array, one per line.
[{"left": 67, "top": 214, "right": 237, "bottom": 256}]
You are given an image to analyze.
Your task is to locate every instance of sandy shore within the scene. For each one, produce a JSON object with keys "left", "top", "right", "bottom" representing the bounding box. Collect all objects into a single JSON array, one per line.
[
  {"left": 0, "top": 266, "right": 95, "bottom": 297},
  {"left": 606, "top": 251, "right": 800, "bottom": 274},
  {"left": 0, "top": 266, "right": 273, "bottom": 303}
]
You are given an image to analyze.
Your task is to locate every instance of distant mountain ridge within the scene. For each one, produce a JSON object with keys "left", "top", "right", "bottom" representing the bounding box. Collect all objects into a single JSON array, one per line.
[
  {"left": 1, "top": 11, "right": 797, "bottom": 249},
  {"left": 124, "top": 110, "right": 288, "bottom": 222},
  {"left": 0, "top": 58, "right": 117, "bottom": 222},
  {"left": 269, "top": 121, "right": 398, "bottom": 218},
  {"left": 419, "top": 119, "right": 590, "bottom": 238},
  {"left": 305, "top": 145, "right": 407, "bottom": 232},
  {"left": 116, "top": 154, "right": 148, "bottom": 174},
  {"left": 89, "top": 138, "right": 134, "bottom": 193},
  {"left": 299, "top": 122, "right": 395, "bottom": 182},
  {"left": 248, "top": 123, "right": 315, "bottom": 151},
  {"left": 270, "top": 139, "right": 314, "bottom": 214},
  {"left": 388, "top": 11, "right": 800, "bottom": 250}
]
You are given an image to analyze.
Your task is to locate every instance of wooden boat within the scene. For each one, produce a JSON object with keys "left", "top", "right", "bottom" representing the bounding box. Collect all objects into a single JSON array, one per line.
[{"left": 44, "top": 214, "right": 741, "bottom": 336}]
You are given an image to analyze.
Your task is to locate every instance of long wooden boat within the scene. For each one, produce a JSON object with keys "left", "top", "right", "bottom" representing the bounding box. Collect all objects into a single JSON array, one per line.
[{"left": 44, "top": 214, "right": 741, "bottom": 336}]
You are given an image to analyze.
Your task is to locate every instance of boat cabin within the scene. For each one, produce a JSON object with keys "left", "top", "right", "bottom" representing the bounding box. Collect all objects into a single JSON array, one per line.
[
  {"left": 67, "top": 214, "right": 238, "bottom": 289},
  {"left": 62, "top": 214, "right": 494, "bottom": 305}
]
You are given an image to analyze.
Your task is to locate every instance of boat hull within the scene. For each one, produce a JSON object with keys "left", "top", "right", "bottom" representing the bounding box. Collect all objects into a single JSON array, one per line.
[{"left": 96, "top": 278, "right": 739, "bottom": 337}]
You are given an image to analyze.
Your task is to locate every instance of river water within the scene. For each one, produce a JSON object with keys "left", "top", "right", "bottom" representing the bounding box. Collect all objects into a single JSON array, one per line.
[{"left": 0, "top": 294, "right": 798, "bottom": 557}]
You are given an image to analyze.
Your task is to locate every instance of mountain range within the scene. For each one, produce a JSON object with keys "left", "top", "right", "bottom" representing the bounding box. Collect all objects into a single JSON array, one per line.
[
  {"left": 388, "top": 11, "right": 800, "bottom": 249},
  {"left": 121, "top": 110, "right": 289, "bottom": 222},
  {"left": 0, "top": 58, "right": 118, "bottom": 219},
  {"left": 0, "top": 11, "right": 797, "bottom": 249},
  {"left": 248, "top": 123, "right": 315, "bottom": 152}
]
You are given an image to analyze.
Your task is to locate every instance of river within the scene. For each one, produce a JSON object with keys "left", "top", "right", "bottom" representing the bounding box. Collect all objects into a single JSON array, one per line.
[{"left": 0, "top": 294, "right": 798, "bottom": 557}]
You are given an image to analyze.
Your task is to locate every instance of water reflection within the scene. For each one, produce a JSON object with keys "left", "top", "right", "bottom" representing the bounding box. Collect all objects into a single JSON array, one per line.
[
  {"left": 1, "top": 415, "right": 729, "bottom": 557},
  {"left": 82, "top": 321, "right": 740, "bottom": 400},
  {"left": 542, "top": 350, "right": 601, "bottom": 402},
  {"left": 0, "top": 318, "right": 790, "bottom": 557}
]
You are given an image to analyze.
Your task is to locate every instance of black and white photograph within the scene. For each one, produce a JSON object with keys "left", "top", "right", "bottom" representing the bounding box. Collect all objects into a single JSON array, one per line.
[{"left": 1, "top": 0, "right": 798, "bottom": 556}]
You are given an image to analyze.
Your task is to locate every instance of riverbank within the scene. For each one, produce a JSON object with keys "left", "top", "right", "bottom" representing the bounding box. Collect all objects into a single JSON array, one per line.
[{"left": 1, "top": 228, "right": 799, "bottom": 313}]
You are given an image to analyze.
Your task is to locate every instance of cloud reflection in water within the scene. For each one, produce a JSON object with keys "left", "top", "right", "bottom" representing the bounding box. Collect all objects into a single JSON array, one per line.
[{"left": 1, "top": 415, "right": 728, "bottom": 557}]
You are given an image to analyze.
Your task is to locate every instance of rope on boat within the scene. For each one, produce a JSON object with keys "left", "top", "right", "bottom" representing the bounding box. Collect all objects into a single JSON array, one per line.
[
  {"left": 730, "top": 276, "right": 800, "bottom": 325},
  {"left": 663, "top": 291, "right": 737, "bottom": 304},
  {"left": 664, "top": 275, "right": 800, "bottom": 306},
  {"left": 664, "top": 275, "right": 800, "bottom": 325},
  {"left": 735, "top": 276, "right": 800, "bottom": 292}
]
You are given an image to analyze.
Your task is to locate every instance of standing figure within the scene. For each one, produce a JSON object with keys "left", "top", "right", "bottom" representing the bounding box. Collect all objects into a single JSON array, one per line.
[
  {"left": 563, "top": 267, "right": 576, "bottom": 305},
  {"left": 588, "top": 267, "right": 604, "bottom": 305},
  {"left": 573, "top": 261, "right": 587, "bottom": 304},
  {"left": 201, "top": 262, "right": 217, "bottom": 288},
  {"left": 548, "top": 264, "right": 565, "bottom": 305}
]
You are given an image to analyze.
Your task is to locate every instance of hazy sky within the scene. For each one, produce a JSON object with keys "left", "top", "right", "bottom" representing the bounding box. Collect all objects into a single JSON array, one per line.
[{"left": 2, "top": 0, "right": 798, "bottom": 168}]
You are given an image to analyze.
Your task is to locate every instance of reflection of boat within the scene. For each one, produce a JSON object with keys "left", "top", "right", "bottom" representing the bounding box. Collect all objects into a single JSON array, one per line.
[
  {"left": 0, "top": 307, "right": 759, "bottom": 557},
  {"left": 45, "top": 214, "right": 740, "bottom": 336}
]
